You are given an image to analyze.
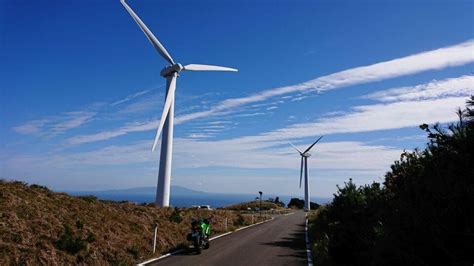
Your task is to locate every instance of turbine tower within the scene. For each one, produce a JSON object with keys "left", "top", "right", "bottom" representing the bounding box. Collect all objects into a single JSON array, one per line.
[
  {"left": 290, "top": 136, "right": 323, "bottom": 211},
  {"left": 121, "top": 0, "right": 238, "bottom": 207}
]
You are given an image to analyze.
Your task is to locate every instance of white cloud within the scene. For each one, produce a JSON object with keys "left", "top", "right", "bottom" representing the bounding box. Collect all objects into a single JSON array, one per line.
[
  {"left": 51, "top": 112, "right": 96, "bottom": 134},
  {"left": 13, "top": 111, "right": 96, "bottom": 137},
  {"left": 65, "top": 120, "right": 157, "bottom": 146},
  {"left": 172, "top": 138, "right": 400, "bottom": 171},
  {"left": 59, "top": 40, "right": 474, "bottom": 146},
  {"left": 174, "top": 39, "right": 474, "bottom": 123},
  {"left": 110, "top": 89, "right": 151, "bottom": 106},
  {"left": 12, "top": 119, "right": 48, "bottom": 135},
  {"left": 258, "top": 96, "right": 468, "bottom": 142},
  {"left": 187, "top": 133, "right": 213, "bottom": 139},
  {"left": 365, "top": 75, "right": 474, "bottom": 102}
]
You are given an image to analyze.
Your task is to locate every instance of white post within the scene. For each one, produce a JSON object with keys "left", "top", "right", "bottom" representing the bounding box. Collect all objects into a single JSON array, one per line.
[
  {"left": 224, "top": 218, "right": 228, "bottom": 231},
  {"left": 153, "top": 224, "right": 158, "bottom": 253},
  {"left": 156, "top": 74, "right": 176, "bottom": 207},
  {"left": 251, "top": 215, "right": 254, "bottom": 224}
]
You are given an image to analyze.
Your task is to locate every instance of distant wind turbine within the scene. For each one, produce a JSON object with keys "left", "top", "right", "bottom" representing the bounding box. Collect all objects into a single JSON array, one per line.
[
  {"left": 290, "top": 136, "right": 323, "bottom": 211},
  {"left": 120, "top": 0, "right": 238, "bottom": 207}
]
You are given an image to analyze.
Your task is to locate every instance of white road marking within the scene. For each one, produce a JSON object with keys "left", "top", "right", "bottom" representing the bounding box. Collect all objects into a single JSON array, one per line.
[{"left": 305, "top": 213, "right": 314, "bottom": 266}]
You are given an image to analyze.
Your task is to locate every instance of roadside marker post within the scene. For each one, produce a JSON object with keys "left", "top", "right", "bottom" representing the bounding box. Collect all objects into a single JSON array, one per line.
[
  {"left": 224, "top": 217, "right": 228, "bottom": 231},
  {"left": 153, "top": 224, "right": 158, "bottom": 254}
]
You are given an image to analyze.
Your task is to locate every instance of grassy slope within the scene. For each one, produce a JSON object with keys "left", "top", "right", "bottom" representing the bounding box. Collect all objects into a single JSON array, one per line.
[{"left": 0, "top": 180, "right": 268, "bottom": 265}]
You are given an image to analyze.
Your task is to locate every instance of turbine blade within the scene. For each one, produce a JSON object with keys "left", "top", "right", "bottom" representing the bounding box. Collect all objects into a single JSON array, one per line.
[
  {"left": 120, "top": 0, "right": 175, "bottom": 64},
  {"left": 304, "top": 136, "right": 323, "bottom": 154},
  {"left": 183, "top": 64, "right": 238, "bottom": 72},
  {"left": 289, "top": 142, "right": 303, "bottom": 154},
  {"left": 299, "top": 157, "right": 304, "bottom": 188},
  {"left": 151, "top": 74, "right": 177, "bottom": 151}
]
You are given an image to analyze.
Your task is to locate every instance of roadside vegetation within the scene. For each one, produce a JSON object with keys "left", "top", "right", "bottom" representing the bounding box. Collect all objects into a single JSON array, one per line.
[
  {"left": 224, "top": 198, "right": 285, "bottom": 212},
  {"left": 308, "top": 96, "right": 474, "bottom": 265},
  {"left": 0, "top": 181, "right": 270, "bottom": 265},
  {"left": 287, "top": 198, "right": 320, "bottom": 209}
]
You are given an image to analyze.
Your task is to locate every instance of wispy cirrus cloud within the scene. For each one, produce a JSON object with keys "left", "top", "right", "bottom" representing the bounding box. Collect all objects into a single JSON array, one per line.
[
  {"left": 365, "top": 75, "right": 474, "bottom": 102},
  {"left": 59, "top": 40, "right": 474, "bottom": 146},
  {"left": 257, "top": 96, "right": 468, "bottom": 142},
  {"left": 110, "top": 89, "right": 151, "bottom": 106},
  {"left": 65, "top": 120, "right": 157, "bottom": 146},
  {"left": 174, "top": 39, "right": 474, "bottom": 124},
  {"left": 13, "top": 111, "right": 96, "bottom": 137}
]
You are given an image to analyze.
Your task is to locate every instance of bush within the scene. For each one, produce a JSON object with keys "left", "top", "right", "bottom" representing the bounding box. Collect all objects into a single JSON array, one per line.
[
  {"left": 30, "top": 184, "right": 50, "bottom": 191},
  {"left": 274, "top": 196, "right": 285, "bottom": 207},
  {"left": 288, "top": 198, "right": 319, "bottom": 209},
  {"left": 233, "top": 214, "right": 247, "bottom": 226},
  {"left": 308, "top": 97, "right": 474, "bottom": 266},
  {"left": 86, "top": 232, "right": 96, "bottom": 243},
  {"left": 55, "top": 225, "right": 87, "bottom": 254},
  {"left": 169, "top": 207, "right": 183, "bottom": 223},
  {"left": 75, "top": 219, "right": 84, "bottom": 229},
  {"left": 288, "top": 198, "right": 304, "bottom": 209}
]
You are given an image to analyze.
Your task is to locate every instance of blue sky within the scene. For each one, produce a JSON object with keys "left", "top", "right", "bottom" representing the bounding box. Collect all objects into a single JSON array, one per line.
[{"left": 1, "top": 0, "right": 473, "bottom": 197}]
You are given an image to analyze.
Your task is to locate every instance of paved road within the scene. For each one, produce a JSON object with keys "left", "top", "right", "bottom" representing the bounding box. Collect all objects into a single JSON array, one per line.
[{"left": 152, "top": 211, "right": 308, "bottom": 266}]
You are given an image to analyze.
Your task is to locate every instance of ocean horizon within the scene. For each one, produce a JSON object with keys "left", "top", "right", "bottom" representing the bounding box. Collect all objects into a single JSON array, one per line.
[{"left": 67, "top": 186, "right": 332, "bottom": 208}]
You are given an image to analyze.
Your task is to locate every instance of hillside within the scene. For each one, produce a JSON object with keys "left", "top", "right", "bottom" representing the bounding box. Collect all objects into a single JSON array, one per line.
[{"left": 0, "top": 180, "right": 268, "bottom": 265}]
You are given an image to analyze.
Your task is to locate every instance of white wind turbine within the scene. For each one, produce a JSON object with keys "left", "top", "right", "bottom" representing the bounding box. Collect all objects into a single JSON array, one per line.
[
  {"left": 120, "top": 0, "right": 238, "bottom": 207},
  {"left": 290, "top": 136, "right": 323, "bottom": 211}
]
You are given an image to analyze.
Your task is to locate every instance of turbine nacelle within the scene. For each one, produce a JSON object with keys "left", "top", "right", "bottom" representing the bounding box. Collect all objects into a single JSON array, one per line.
[
  {"left": 289, "top": 136, "right": 323, "bottom": 191},
  {"left": 160, "top": 63, "right": 184, "bottom": 77}
]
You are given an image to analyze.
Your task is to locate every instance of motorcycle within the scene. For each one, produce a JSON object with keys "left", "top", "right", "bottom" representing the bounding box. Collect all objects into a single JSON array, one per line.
[{"left": 187, "top": 217, "right": 212, "bottom": 254}]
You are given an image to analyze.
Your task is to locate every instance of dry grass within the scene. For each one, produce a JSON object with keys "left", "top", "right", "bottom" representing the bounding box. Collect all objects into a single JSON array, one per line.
[{"left": 0, "top": 180, "right": 269, "bottom": 265}]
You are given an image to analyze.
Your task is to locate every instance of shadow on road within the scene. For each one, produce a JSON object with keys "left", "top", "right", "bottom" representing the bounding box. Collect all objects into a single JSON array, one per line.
[
  {"left": 259, "top": 223, "right": 307, "bottom": 260},
  {"left": 172, "top": 246, "right": 210, "bottom": 256}
]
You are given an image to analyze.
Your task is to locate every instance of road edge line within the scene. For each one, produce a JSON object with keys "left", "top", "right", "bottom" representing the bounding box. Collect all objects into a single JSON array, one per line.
[
  {"left": 305, "top": 214, "right": 314, "bottom": 266},
  {"left": 138, "top": 216, "right": 276, "bottom": 265}
]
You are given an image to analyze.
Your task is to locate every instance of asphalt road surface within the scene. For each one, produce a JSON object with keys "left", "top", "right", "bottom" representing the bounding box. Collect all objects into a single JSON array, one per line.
[{"left": 152, "top": 211, "right": 308, "bottom": 266}]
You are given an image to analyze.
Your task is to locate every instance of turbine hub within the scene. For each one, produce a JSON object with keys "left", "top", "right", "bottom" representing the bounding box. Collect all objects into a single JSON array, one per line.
[
  {"left": 303, "top": 153, "right": 311, "bottom": 157},
  {"left": 160, "top": 63, "right": 183, "bottom": 77}
]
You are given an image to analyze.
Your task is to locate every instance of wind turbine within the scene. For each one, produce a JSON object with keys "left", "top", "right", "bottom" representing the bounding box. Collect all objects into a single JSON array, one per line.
[
  {"left": 120, "top": 0, "right": 238, "bottom": 207},
  {"left": 290, "top": 136, "right": 323, "bottom": 211}
]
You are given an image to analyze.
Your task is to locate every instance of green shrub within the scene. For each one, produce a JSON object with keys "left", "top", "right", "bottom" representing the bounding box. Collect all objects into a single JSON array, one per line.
[
  {"left": 169, "top": 207, "right": 182, "bottom": 223},
  {"left": 233, "top": 214, "right": 247, "bottom": 226},
  {"left": 55, "top": 225, "right": 87, "bottom": 254},
  {"left": 75, "top": 219, "right": 84, "bottom": 229},
  {"left": 30, "top": 184, "right": 49, "bottom": 191},
  {"left": 86, "top": 232, "right": 96, "bottom": 243},
  {"left": 288, "top": 198, "right": 304, "bottom": 209},
  {"left": 308, "top": 97, "right": 474, "bottom": 266}
]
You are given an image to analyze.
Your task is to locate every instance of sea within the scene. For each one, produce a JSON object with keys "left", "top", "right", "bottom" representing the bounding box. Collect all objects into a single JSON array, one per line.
[{"left": 67, "top": 187, "right": 332, "bottom": 208}]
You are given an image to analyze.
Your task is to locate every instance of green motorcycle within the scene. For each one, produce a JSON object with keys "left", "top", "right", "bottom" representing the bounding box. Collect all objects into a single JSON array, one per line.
[{"left": 187, "top": 217, "right": 212, "bottom": 254}]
